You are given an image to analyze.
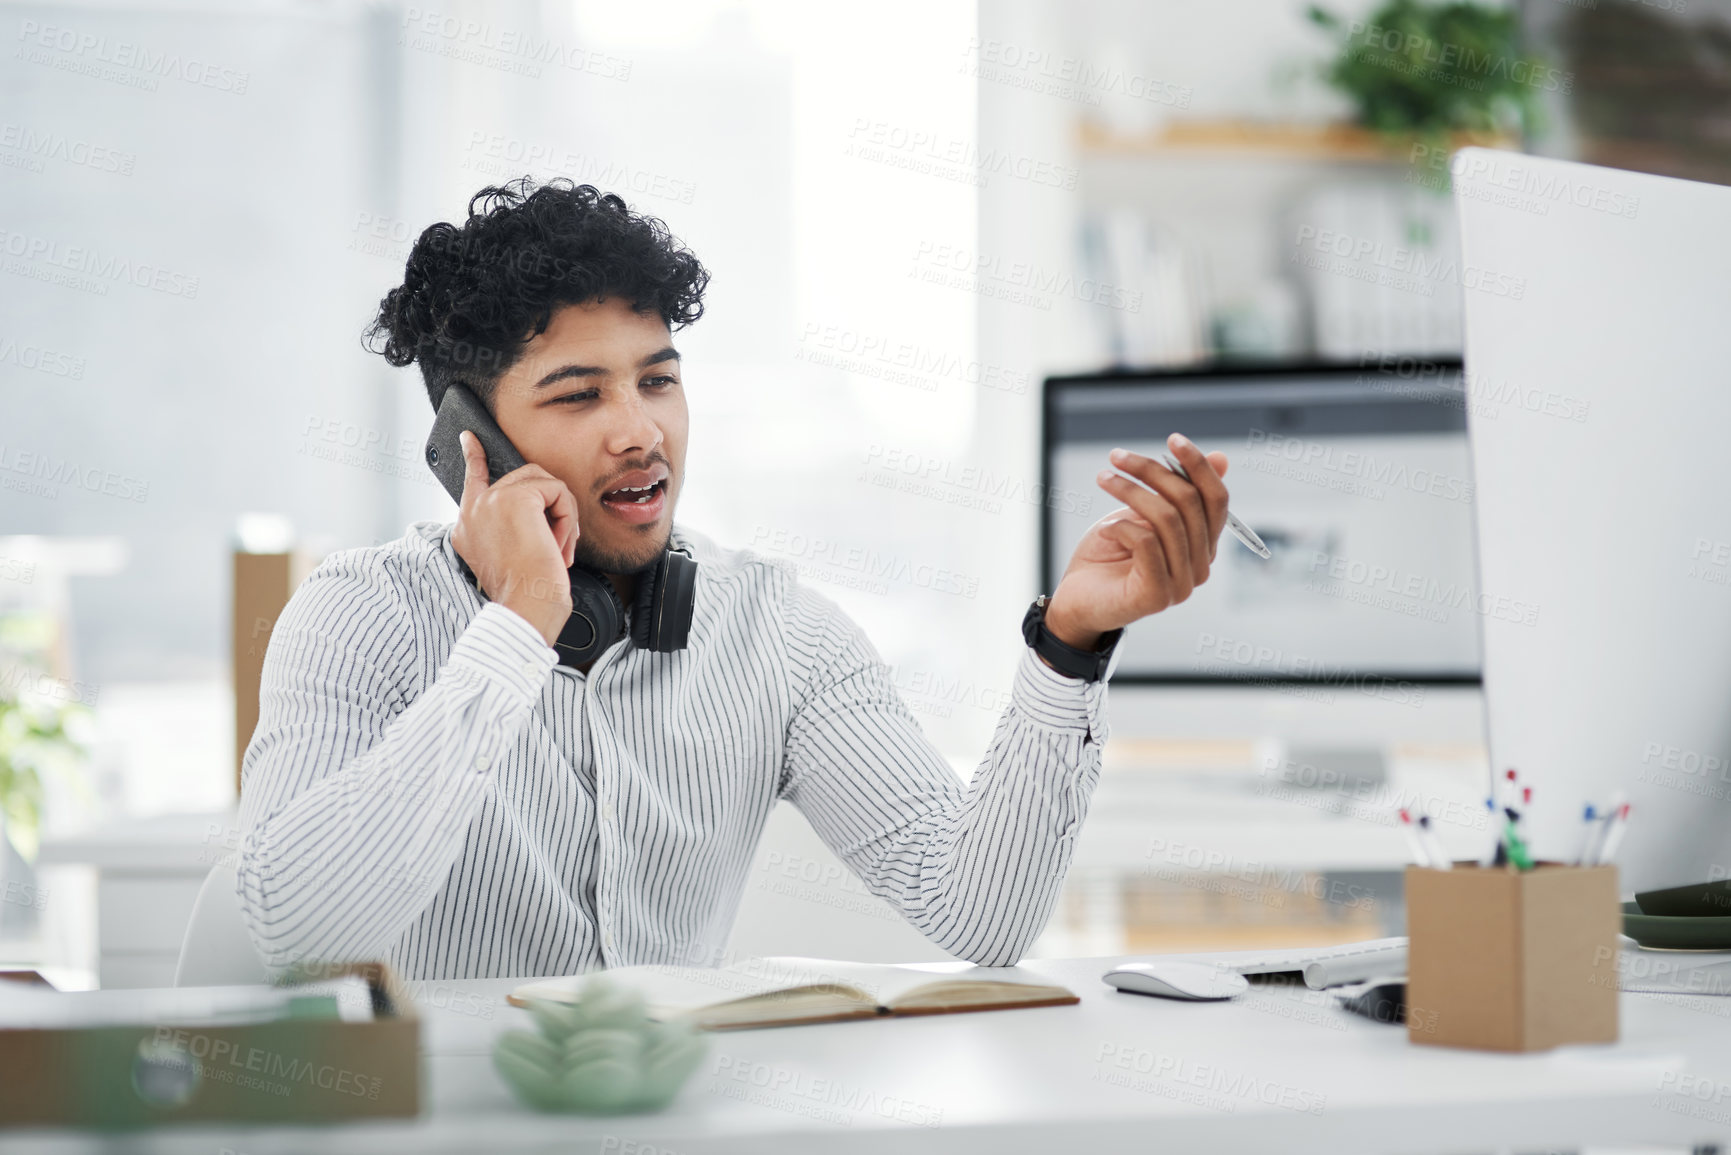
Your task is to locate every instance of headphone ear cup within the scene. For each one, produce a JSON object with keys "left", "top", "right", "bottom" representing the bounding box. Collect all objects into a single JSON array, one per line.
[
  {"left": 628, "top": 552, "right": 664, "bottom": 650},
  {"left": 630, "top": 549, "right": 698, "bottom": 651},
  {"left": 555, "top": 570, "right": 625, "bottom": 668}
]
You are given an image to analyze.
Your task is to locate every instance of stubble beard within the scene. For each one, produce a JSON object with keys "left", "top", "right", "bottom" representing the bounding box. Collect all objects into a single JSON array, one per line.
[{"left": 574, "top": 513, "right": 672, "bottom": 576}]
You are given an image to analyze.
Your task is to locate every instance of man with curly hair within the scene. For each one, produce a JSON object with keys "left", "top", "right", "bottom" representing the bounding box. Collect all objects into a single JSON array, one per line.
[{"left": 235, "top": 178, "right": 1232, "bottom": 980}]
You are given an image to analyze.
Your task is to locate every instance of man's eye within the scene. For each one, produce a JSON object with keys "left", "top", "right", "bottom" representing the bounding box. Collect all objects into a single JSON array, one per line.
[
  {"left": 552, "top": 389, "right": 598, "bottom": 405},
  {"left": 644, "top": 375, "right": 678, "bottom": 389}
]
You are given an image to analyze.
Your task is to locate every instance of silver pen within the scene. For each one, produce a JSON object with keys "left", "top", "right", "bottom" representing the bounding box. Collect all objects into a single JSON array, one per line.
[{"left": 1107, "top": 453, "right": 1272, "bottom": 560}]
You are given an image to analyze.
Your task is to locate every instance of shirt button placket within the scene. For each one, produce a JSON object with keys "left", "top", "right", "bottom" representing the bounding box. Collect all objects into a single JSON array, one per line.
[{"left": 586, "top": 671, "right": 618, "bottom": 964}]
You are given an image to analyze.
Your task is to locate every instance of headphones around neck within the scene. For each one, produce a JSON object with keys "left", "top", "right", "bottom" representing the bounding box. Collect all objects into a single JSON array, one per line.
[
  {"left": 425, "top": 383, "right": 699, "bottom": 668},
  {"left": 553, "top": 545, "right": 698, "bottom": 666}
]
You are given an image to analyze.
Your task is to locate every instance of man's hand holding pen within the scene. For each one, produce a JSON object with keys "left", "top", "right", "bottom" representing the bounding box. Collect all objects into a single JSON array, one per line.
[{"left": 1042, "top": 432, "right": 1232, "bottom": 653}]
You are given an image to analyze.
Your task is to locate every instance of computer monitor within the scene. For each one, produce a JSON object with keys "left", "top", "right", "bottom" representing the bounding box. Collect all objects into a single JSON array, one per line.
[
  {"left": 1042, "top": 361, "right": 1483, "bottom": 686},
  {"left": 1455, "top": 148, "right": 1731, "bottom": 892}
]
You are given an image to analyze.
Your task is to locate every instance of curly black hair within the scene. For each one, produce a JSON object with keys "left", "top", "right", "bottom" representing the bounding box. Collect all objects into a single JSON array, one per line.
[{"left": 364, "top": 178, "right": 709, "bottom": 410}]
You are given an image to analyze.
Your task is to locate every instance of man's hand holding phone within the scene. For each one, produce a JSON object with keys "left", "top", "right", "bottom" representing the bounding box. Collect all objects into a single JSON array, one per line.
[{"left": 449, "top": 430, "right": 579, "bottom": 646}]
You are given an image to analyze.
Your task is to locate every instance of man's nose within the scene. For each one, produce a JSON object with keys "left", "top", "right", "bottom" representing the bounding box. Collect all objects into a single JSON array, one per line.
[{"left": 603, "top": 392, "right": 663, "bottom": 456}]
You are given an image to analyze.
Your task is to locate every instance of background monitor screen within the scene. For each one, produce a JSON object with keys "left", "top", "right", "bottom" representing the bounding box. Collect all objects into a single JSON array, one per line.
[{"left": 1043, "top": 361, "right": 1483, "bottom": 684}]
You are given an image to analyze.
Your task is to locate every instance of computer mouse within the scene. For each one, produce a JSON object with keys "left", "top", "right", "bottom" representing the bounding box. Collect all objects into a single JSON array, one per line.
[{"left": 1102, "top": 960, "right": 1250, "bottom": 1001}]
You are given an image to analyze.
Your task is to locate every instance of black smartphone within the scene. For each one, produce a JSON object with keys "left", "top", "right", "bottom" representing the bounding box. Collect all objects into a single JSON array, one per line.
[{"left": 424, "top": 384, "right": 528, "bottom": 505}]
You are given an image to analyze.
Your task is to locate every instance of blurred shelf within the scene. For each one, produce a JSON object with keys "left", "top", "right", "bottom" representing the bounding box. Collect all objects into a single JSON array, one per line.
[
  {"left": 1070, "top": 813, "right": 1484, "bottom": 873},
  {"left": 1077, "top": 118, "right": 1518, "bottom": 164},
  {"left": 1102, "top": 737, "right": 1261, "bottom": 773},
  {"left": 1119, "top": 923, "right": 1383, "bottom": 955}
]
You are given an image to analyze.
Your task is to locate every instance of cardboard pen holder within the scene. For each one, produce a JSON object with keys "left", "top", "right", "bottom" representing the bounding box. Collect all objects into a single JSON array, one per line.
[{"left": 1405, "top": 862, "right": 1620, "bottom": 1052}]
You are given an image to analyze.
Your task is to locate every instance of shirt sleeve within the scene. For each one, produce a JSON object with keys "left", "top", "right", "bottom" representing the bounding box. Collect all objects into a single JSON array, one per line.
[
  {"left": 233, "top": 552, "right": 556, "bottom": 975},
  {"left": 776, "top": 578, "right": 1112, "bottom": 966}
]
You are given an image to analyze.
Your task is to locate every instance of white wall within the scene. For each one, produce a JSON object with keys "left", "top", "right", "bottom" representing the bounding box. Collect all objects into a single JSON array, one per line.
[{"left": 1, "top": 3, "right": 397, "bottom": 682}]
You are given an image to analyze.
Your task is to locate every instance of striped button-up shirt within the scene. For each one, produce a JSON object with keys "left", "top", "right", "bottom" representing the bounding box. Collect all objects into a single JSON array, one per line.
[{"left": 236, "top": 520, "right": 1119, "bottom": 980}]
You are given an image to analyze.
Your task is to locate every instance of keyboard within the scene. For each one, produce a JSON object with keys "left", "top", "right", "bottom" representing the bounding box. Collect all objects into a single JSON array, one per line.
[{"left": 1150, "top": 936, "right": 1409, "bottom": 990}]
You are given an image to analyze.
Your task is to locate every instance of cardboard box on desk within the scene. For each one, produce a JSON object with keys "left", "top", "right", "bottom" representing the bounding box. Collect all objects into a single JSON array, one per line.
[
  {"left": 1406, "top": 863, "right": 1620, "bottom": 1052},
  {"left": 0, "top": 962, "right": 419, "bottom": 1129}
]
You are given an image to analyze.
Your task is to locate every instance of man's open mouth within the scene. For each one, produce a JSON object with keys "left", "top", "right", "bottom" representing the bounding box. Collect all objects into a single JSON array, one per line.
[
  {"left": 598, "top": 469, "right": 670, "bottom": 524},
  {"left": 601, "top": 479, "right": 666, "bottom": 506}
]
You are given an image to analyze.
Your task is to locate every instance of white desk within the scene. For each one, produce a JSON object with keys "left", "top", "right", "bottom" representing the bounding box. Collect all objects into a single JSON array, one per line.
[
  {"left": 36, "top": 810, "right": 231, "bottom": 988},
  {"left": 1, "top": 954, "right": 1728, "bottom": 1153}
]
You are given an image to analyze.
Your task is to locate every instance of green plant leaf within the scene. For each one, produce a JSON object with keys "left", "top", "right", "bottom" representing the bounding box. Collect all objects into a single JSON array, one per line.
[
  {"left": 1312, "top": 0, "right": 1546, "bottom": 142},
  {"left": 1308, "top": 4, "right": 1342, "bottom": 30},
  {"left": 0, "top": 647, "right": 92, "bottom": 862}
]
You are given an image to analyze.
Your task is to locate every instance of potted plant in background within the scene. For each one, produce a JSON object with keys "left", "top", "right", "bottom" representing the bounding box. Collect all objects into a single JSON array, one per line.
[
  {"left": 0, "top": 610, "right": 91, "bottom": 930},
  {"left": 1307, "top": 0, "right": 1556, "bottom": 187}
]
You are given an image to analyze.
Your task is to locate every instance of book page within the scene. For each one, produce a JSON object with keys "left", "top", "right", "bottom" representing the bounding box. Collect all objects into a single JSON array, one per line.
[
  {"left": 510, "top": 956, "right": 1067, "bottom": 1016},
  {"left": 765, "top": 958, "right": 1075, "bottom": 1009},
  {"left": 0, "top": 977, "right": 375, "bottom": 1029},
  {"left": 513, "top": 957, "right": 877, "bottom": 1017}
]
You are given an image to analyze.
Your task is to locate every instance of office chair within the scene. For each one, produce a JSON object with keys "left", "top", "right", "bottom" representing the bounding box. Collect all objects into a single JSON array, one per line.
[{"left": 173, "top": 864, "right": 269, "bottom": 987}]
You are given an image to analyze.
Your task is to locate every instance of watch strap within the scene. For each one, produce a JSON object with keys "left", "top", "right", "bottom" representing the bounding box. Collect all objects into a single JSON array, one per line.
[{"left": 1022, "top": 596, "right": 1121, "bottom": 682}]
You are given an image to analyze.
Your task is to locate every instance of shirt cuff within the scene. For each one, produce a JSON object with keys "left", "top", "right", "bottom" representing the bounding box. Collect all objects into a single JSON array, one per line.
[
  {"left": 445, "top": 601, "right": 558, "bottom": 705},
  {"left": 1011, "top": 643, "right": 1111, "bottom": 742}
]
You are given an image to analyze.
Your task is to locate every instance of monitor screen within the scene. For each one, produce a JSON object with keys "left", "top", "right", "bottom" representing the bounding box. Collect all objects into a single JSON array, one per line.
[{"left": 1043, "top": 361, "right": 1483, "bottom": 684}]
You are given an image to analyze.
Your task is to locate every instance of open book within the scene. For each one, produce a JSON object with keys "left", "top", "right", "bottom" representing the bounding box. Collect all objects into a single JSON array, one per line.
[{"left": 509, "top": 956, "right": 1079, "bottom": 1030}]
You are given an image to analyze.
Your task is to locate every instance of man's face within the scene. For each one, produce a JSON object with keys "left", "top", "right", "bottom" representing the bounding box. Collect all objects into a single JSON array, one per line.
[{"left": 488, "top": 296, "right": 688, "bottom": 575}]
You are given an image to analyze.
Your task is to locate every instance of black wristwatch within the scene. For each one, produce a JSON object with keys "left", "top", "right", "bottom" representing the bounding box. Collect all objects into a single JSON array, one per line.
[{"left": 1021, "top": 595, "right": 1121, "bottom": 683}]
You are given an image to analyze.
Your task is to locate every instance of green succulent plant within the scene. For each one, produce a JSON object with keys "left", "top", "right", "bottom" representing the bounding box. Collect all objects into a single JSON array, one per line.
[{"left": 493, "top": 978, "right": 708, "bottom": 1115}]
